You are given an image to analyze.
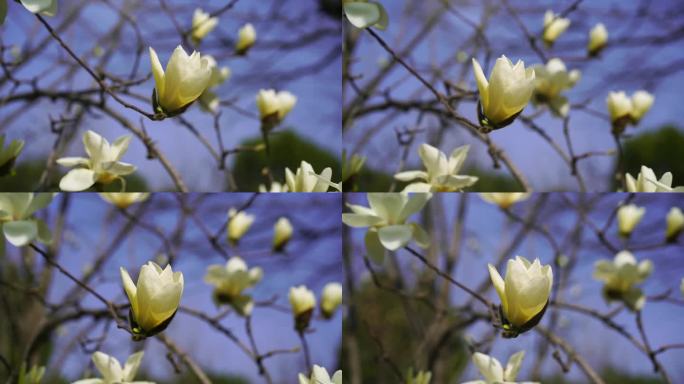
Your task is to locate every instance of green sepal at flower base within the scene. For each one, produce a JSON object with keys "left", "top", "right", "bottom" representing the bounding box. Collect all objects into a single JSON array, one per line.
[
  {"left": 152, "top": 87, "right": 191, "bottom": 118},
  {"left": 0, "top": 135, "right": 25, "bottom": 177},
  {"left": 477, "top": 100, "right": 524, "bottom": 133},
  {"left": 498, "top": 299, "right": 549, "bottom": 338},
  {"left": 129, "top": 305, "right": 178, "bottom": 341}
]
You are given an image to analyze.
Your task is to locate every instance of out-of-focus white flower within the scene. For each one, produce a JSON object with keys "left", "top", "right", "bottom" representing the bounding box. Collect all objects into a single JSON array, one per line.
[
  {"left": 204, "top": 256, "right": 262, "bottom": 316},
  {"left": 666, "top": 207, "right": 684, "bottom": 242},
  {"left": 625, "top": 166, "right": 684, "bottom": 192},
  {"left": 235, "top": 23, "right": 257, "bottom": 55},
  {"left": 593, "top": 251, "right": 652, "bottom": 311},
  {"left": 606, "top": 90, "right": 654, "bottom": 127},
  {"left": 20, "top": 0, "right": 57, "bottom": 16},
  {"left": 120, "top": 262, "right": 184, "bottom": 336},
  {"left": 99, "top": 193, "right": 149, "bottom": 209},
  {"left": 617, "top": 204, "right": 646, "bottom": 238},
  {"left": 394, "top": 144, "right": 478, "bottom": 192},
  {"left": 149, "top": 45, "right": 212, "bottom": 115},
  {"left": 321, "top": 282, "right": 342, "bottom": 318},
  {"left": 191, "top": 8, "right": 218, "bottom": 44},
  {"left": 273, "top": 217, "right": 293, "bottom": 251},
  {"left": 480, "top": 193, "right": 531, "bottom": 209},
  {"left": 198, "top": 55, "right": 231, "bottom": 113},
  {"left": 343, "top": 0, "right": 388, "bottom": 30},
  {"left": 488, "top": 256, "right": 553, "bottom": 336},
  {"left": 0, "top": 193, "right": 54, "bottom": 247},
  {"left": 0, "top": 134, "right": 24, "bottom": 176},
  {"left": 289, "top": 285, "right": 316, "bottom": 331},
  {"left": 542, "top": 10, "right": 570, "bottom": 46},
  {"left": 587, "top": 23, "right": 608, "bottom": 56},
  {"left": 532, "top": 58, "right": 581, "bottom": 117},
  {"left": 342, "top": 193, "right": 431, "bottom": 263},
  {"left": 57, "top": 130, "right": 136, "bottom": 192},
  {"left": 298, "top": 365, "right": 342, "bottom": 384},
  {"left": 407, "top": 369, "right": 432, "bottom": 384},
  {"left": 259, "top": 182, "right": 289, "bottom": 192},
  {"left": 256, "top": 89, "right": 297, "bottom": 124},
  {"left": 342, "top": 151, "right": 366, "bottom": 184},
  {"left": 472, "top": 56, "right": 535, "bottom": 130},
  {"left": 285, "top": 161, "right": 340, "bottom": 192},
  {"left": 462, "top": 350, "right": 536, "bottom": 384},
  {"left": 72, "top": 351, "right": 153, "bottom": 384},
  {"left": 227, "top": 208, "right": 255, "bottom": 245}
]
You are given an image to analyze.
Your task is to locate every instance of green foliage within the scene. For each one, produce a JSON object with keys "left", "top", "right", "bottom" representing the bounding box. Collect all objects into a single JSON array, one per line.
[
  {"left": 0, "top": 159, "right": 149, "bottom": 192},
  {"left": 232, "top": 130, "right": 340, "bottom": 191},
  {"left": 342, "top": 271, "right": 468, "bottom": 383},
  {"left": 618, "top": 125, "right": 684, "bottom": 188}
]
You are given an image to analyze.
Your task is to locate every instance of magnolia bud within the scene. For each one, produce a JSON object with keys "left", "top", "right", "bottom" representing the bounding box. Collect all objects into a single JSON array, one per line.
[
  {"left": 289, "top": 285, "right": 315, "bottom": 331},
  {"left": 191, "top": 8, "right": 218, "bottom": 44},
  {"left": 235, "top": 23, "right": 256, "bottom": 55},
  {"left": 587, "top": 23, "right": 608, "bottom": 56},
  {"left": 617, "top": 204, "right": 645, "bottom": 238},
  {"left": 227, "top": 208, "right": 255, "bottom": 245},
  {"left": 666, "top": 207, "right": 684, "bottom": 242},
  {"left": 320, "top": 282, "right": 343, "bottom": 318},
  {"left": 273, "top": 217, "right": 293, "bottom": 251},
  {"left": 542, "top": 10, "right": 570, "bottom": 46},
  {"left": 479, "top": 193, "right": 530, "bottom": 209}
]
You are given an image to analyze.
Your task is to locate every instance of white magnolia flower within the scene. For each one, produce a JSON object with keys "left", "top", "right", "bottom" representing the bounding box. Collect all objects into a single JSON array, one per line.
[
  {"left": 256, "top": 89, "right": 297, "bottom": 124},
  {"left": 72, "top": 351, "right": 153, "bottom": 384},
  {"left": 285, "top": 161, "right": 340, "bottom": 192},
  {"left": 149, "top": 45, "right": 212, "bottom": 115},
  {"left": 57, "top": 130, "right": 136, "bottom": 192},
  {"left": 290, "top": 285, "right": 316, "bottom": 331},
  {"left": 588, "top": 23, "right": 608, "bottom": 56},
  {"left": 20, "top": 0, "right": 57, "bottom": 16},
  {"left": 617, "top": 204, "right": 646, "bottom": 238},
  {"left": 235, "top": 23, "right": 257, "bottom": 54},
  {"left": 532, "top": 58, "right": 580, "bottom": 117},
  {"left": 666, "top": 207, "right": 684, "bottom": 242},
  {"left": 462, "top": 351, "right": 537, "bottom": 384},
  {"left": 394, "top": 144, "right": 478, "bottom": 192},
  {"left": 479, "top": 193, "right": 531, "bottom": 209},
  {"left": 273, "top": 217, "right": 293, "bottom": 251},
  {"left": 298, "top": 365, "right": 342, "bottom": 384},
  {"left": 606, "top": 90, "right": 654, "bottom": 125},
  {"left": 0, "top": 134, "right": 24, "bottom": 175},
  {"left": 204, "top": 256, "right": 262, "bottom": 316},
  {"left": 542, "top": 10, "right": 570, "bottom": 46},
  {"left": 625, "top": 166, "right": 684, "bottom": 192},
  {"left": 630, "top": 90, "right": 655, "bottom": 122},
  {"left": 593, "top": 251, "right": 652, "bottom": 311},
  {"left": 321, "top": 282, "right": 343, "bottom": 319},
  {"left": 343, "top": 0, "right": 388, "bottom": 30},
  {"left": 259, "top": 182, "right": 289, "bottom": 192},
  {"left": 227, "top": 208, "right": 255, "bottom": 245},
  {"left": 472, "top": 55, "right": 535, "bottom": 129},
  {"left": 120, "top": 262, "right": 184, "bottom": 336},
  {"left": 342, "top": 193, "right": 431, "bottom": 262},
  {"left": 191, "top": 8, "right": 218, "bottom": 44},
  {"left": 0, "top": 193, "right": 54, "bottom": 247},
  {"left": 198, "top": 55, "right": 231, "bottom": 113},
  {"left": 99, "top": 193, "right": 149, "bottom": 209},
  {"left": 488, "top": 256, "right": 553, "bottom": 333}
]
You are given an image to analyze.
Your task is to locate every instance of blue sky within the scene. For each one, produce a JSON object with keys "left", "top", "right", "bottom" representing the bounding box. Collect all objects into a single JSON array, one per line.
[
  {"left": 344, "top": 0, "right": 684, "bottom": 191},
  {"left": 0, "top": 0, "right": 341, "bottom": 191},
  {"left": 344, "top": 192, "right": 684, "bottom": 382},
  {"left": 9, "top": 193, "right": 342, "bottom": 382}
]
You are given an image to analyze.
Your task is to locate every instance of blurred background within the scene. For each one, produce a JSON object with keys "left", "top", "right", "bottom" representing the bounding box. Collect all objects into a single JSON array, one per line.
[
  {"left": 343, "top": 0, "right": 684, "bottom": 192},
  {"left": 343, "top": 193, "right": 684, "bottom": 383},
  {"left": 0, "top": 0, "right": 343, "bottom": 191},
  {"left": 0, "top": 193, "right": 342, "bottom": 383}
]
